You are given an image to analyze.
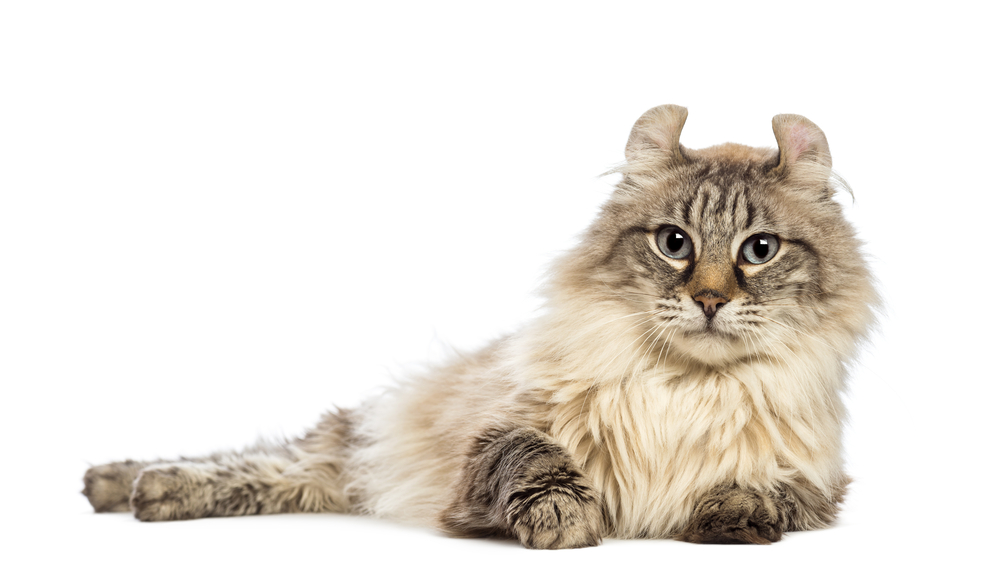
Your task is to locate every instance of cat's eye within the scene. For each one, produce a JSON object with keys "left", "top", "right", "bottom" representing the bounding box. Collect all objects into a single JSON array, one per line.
[
  {"left": 740, "top": 233, "right": 779, "bottom": 265},
  {"left": 655, "top": 226, "right": 693, "bottom": 260}
]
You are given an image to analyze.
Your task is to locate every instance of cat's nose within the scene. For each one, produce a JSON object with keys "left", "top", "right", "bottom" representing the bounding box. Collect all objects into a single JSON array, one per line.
[{"left": 693, "top": 294, "right": 727, "bottom": 318}]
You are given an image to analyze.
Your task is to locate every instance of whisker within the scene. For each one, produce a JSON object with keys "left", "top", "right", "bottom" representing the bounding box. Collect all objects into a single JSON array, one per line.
[
  {"left": 574, "top": 312, "right": 662, "bottom": 427},
  {"left": 752, "top": 314, "right": 854, "bottom": 360},
  {"left": 655, "top": 326, "right": 680, "bottom": 371},
  {"left": 633, "top": 318, "right": 675, "bottom": 381},
  {"left": 598, "top": 322, "right": 662, "bottom": 383}
]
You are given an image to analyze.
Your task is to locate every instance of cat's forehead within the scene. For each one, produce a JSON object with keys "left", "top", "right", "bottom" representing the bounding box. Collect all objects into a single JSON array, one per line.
[
  {"left": 609, "top": 141, "right": 817, "bottom": 242},
  {"left": 651, "top": 155, "right": 783, "bottom": 232}
]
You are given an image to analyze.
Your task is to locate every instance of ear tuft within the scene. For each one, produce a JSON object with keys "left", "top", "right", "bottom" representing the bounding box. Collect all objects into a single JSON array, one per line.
[
  {"left": 771, "top": 114, "right": 832, "bottom": 176},
  {"left": 625, "top": 105, "right": 689, "bottom": 164}
]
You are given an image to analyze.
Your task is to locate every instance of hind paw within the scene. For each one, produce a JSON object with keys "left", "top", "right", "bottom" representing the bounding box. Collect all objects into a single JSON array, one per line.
[
  {"left": 131, "top": 465, "right": 205, "bottom": 521},
  {"left": 83, "top": 461, "right": 145, "bottom": 513}
]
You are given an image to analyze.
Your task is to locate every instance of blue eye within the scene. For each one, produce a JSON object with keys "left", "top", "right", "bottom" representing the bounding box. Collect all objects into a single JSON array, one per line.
[
  {"left": 741, "top": 234, "right": 779, "bottom": 264},
  {"left": 656, "top": 226, "right": 692, "bottom": 259}
]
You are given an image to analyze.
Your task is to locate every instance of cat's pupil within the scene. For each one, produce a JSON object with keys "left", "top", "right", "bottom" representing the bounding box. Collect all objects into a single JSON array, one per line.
[
  {"left": 753, "top": 238, "right": 769, "bottom": 258},
  {"left": 667, "top": 233, "right": 685, "bottom": 253}
]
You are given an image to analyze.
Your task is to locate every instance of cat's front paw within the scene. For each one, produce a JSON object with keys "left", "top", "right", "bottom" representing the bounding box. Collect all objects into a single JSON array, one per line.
[
  {"left": 507, "top": 484, "right": 604, "bottom": 549},
  {"left": 678, "top": 485, "right": 785, "bottom": 544},
  {"left": 130, "top": 465, "right": 206, "bottom": 521}
]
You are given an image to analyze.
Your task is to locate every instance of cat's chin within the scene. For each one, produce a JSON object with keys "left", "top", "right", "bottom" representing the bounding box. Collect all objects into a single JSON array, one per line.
[{"left": 670, "top": 330, "right": 747, "bottom": 367}]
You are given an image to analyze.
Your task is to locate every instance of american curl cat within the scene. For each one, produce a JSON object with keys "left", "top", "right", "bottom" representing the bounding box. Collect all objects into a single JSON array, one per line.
[{"left": 83, "top": 105, "right": 876, "bottom": 548}]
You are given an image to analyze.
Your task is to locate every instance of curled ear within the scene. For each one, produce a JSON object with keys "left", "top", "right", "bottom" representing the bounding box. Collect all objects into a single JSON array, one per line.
[
  {"left": 625, "top": 104, "right": 688, "bottom": 165},
  {"left": 771, "top": 114, "right": 831, "bottom": 179}
]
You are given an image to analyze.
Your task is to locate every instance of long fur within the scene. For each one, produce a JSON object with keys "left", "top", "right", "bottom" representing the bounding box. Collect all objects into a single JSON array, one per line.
[{"left": 84, "top": 105, "right": 877, "bottom": 547}]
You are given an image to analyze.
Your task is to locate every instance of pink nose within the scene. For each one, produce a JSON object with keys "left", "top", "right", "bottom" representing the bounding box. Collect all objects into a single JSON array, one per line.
[{"left": 693, "top": 295, "right": 727, "bottom": 318}]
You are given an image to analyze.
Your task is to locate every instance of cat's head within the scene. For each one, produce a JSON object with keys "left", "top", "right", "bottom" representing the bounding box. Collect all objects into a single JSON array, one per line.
[{"left": 549, "top": 105, "right": 876, "bottom": 369}]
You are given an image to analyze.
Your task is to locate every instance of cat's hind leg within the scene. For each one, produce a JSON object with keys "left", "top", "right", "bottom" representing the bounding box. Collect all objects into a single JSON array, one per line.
[
  {"left": 129, "top": 443, "right": 334, "bottom": 521},
  {"left": 440, "top": 427, "right": 604, "bottom": 549},
  {"left": 84, "top": 410, "right": 355, "bottom": 521}
]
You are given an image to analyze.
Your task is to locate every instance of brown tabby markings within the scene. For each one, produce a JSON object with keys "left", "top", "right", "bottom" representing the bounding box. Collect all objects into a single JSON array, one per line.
[
  {"left": 678, "top": 484, "right": 788, "bottom": 545},
  {"left": 678, "top": 474, "right": 847, "bottom": 544},
  {"left": 85, "top": 410, "right": 357, "bottom": 522},
  {"left": 440, "top": 428, "right": 604, "bottom": 549},
  {"left": 83, "top": 105, "right": 876, "bottom": 548}
]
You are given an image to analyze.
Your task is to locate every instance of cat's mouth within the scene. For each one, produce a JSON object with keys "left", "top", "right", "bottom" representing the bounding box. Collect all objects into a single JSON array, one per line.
[{"left": 686, "top": 319, "right": 736, "bottom": 339}]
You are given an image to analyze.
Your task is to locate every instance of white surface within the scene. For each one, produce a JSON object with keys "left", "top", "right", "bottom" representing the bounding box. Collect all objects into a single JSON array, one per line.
[{"left": 2, "top": 2, "right": 994, "bottom": 575}]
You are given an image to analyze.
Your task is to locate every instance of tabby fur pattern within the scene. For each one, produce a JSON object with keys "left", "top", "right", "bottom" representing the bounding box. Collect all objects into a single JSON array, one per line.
[{"left": 83, "top": 105, "right": 876, "bottom": 548}]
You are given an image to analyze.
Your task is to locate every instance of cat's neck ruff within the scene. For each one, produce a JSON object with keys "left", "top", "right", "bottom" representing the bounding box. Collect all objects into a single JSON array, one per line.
[{"left": 510, "top": 305, "right": 848, "bottom": 538}]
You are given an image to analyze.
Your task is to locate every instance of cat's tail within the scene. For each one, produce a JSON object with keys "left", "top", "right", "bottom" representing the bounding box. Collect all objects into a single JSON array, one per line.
[{"left": 82, "top": 408, "right": 357, "bottom": 521}]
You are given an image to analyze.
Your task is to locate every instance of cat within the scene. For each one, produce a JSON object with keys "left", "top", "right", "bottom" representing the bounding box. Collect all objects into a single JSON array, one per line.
[{"left": 82, "top": 105, "right": 876, "bottom": 548}]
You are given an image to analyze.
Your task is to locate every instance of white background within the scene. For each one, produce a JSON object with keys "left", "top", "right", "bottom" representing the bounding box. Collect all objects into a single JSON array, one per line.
[{"left": 2, "top": 1, "right": 996, "bottom": 576}]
